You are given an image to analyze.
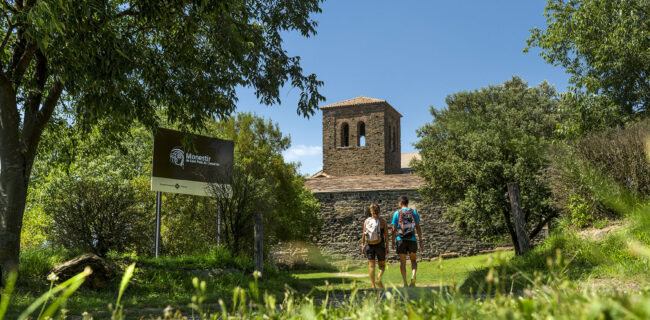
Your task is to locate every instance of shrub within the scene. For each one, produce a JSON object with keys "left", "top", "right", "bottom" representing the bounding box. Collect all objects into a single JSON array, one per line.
[
  {"left": 44, "top": 177, "right": 151, "bottom": 257},
  {"left": 548, "top": 120, "right": 650, "bottom": 224}
]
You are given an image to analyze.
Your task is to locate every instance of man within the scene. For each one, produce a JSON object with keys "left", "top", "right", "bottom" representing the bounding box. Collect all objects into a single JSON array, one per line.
[{"left": 391, "top": 195, "right": 423, "bottom": 287}]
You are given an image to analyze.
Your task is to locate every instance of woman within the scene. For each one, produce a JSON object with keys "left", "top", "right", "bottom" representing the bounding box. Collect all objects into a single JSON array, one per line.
[{"left": 362, "top": 204, "right": 389, "bottom": 289}]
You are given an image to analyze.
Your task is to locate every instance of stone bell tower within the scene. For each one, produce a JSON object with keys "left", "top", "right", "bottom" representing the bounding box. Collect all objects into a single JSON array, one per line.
[{"left": 321, "top": 96, "right": 402, "bottom": 176}]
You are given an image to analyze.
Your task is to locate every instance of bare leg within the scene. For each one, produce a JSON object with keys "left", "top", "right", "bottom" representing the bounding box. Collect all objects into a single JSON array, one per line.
[
  {"left": 399, "top": 254, "right": 408, "bottom": 286},
  {"left": 368, "top": 260, "right": 376, "bottom": 289},
  {"left": 409, "top": 252, "right": 417, "bottom": 286},
  {"left": 377, "top": 261, "right": 386, "bottom": 288}
]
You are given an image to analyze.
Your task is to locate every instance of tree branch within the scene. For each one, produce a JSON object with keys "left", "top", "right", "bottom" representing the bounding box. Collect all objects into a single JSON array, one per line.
[
  {"left": 116, "top": 7, "right": 137, "bottom": 18},
  {"left": 21, "top": 78, "right": 62, "bottom": 160},
  {"left": 528, "top": 213, "right": 557, "bottom": 241},
  {"left": 21, "top": 50, "right": 47, "bottom": 140},
  {"left": 11, "top": 42, "right": 37, "bottom": 86}
]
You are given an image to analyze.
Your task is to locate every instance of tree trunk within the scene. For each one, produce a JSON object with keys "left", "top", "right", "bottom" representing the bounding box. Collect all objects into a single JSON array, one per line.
[
  {"left": 502, "top": 207, "right": 521, "bottom": 255},
  {"left": 507, "top": 182, "right": 531, "bottom": 256},
  {"left": 0, "top": 150, "right": 31, "bottom": 276}
]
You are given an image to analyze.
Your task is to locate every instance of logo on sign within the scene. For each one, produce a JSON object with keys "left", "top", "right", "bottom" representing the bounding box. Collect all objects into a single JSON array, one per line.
[
  {"left": 170, "top": 147, "right": 185, "bottom": 168},
  {"left": 169, "top": 146, "right": 221, "bottom": 169}
]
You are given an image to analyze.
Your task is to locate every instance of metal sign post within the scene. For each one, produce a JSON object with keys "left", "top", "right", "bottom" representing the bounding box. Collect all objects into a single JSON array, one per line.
[
  {"left": 217, "top": 202, "right": 222, "bottom": 246},
  {"left": 155, "top": 191, "right": 162, "bottom": 257}
]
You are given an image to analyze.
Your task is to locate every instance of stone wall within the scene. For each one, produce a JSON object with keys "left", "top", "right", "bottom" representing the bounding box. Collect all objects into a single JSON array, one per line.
[
  {"left": 314, "top": 189, "right": 498, "bottom": 260},
  {"left": 322, "top": 103, "right": 401, "bottom": 176},
  {"left": 383, "top": 108, "right": 401, "bottom": 174}
]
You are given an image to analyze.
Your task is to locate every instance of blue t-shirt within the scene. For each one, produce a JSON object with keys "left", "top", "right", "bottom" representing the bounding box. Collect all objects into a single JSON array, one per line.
[{"left": 391, "top": 208, "right": 420, "bottom": 241}]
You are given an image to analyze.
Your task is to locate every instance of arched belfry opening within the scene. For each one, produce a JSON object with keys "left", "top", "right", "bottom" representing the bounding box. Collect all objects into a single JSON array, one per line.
[
  {"left": 320, "top": 96, "right": 403, "bottom": 175},
  {"left": 357, "top": 121, "right": 366, "bottom": 147},
  {"left": 341, "top": 122, "right": 350, "bottom": 147}
]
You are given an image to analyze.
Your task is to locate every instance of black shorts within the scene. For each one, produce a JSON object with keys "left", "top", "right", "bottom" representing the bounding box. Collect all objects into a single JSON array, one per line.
[
  {"left": 364, "top": 243, "right": 386, "bottom": 261},
  {"left": 396, "top": 240, "right": 418, "bottom": 255}
]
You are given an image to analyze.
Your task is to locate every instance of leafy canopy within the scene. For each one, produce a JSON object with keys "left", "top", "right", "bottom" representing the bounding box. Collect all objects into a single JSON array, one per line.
[
  {"left": 1, "top": 0, "right": 324, "bottom": 143},
  {"left": 526, "top": 0, "right": 650, "bottom": 136},
  {"left": 413, "top": 77, "right": 559, "bottom": 242}
]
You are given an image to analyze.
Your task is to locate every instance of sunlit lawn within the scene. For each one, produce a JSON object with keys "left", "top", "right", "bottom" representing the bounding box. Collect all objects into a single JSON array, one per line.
[{"left": 292, "top": 251, "right": 514, "bottom": 294}]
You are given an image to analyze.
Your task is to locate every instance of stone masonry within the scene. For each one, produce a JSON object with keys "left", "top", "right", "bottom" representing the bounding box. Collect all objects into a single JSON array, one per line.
[
  {"left": 322, "top": 97, "right": 401, "bottom": 176},
  {"left": 306, "top": 96, "right": 502, "bottom": 261},
  {"left": 313, "top": 189, "right": 497, "bottom": 259}
]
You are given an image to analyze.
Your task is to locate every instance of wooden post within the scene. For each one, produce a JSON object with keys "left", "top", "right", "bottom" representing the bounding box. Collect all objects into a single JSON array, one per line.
[
  {"left": 507, "top": 182, "right": 531, "bottom": 255},
  {"left": 254, "top": 213, "right": 263, "bottom": 277}
]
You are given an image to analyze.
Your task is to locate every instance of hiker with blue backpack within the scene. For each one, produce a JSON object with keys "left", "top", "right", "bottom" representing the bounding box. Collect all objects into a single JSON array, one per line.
[
  {"left": 362, "top": 204, "right": 389, "bottom": 289},
  {"left": 391, "top": 195, "right": 423, "bottom": 287}
]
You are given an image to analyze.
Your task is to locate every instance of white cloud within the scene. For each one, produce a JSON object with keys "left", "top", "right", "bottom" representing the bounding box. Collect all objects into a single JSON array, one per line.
[
  {"left": 283, "top": 145, "right": 322, "bottom": 162},
  {"left": 283, "top": 145, "right": 322, "bottom": 175}
]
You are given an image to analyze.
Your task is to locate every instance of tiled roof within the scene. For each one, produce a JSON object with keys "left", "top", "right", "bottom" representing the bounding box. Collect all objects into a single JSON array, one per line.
[
  {"left": 401, "top": 152, "right": 421, "bottom": 169},
  {"left": 322, "top": 96, "right": 386, "bottom": 108},
  {"left": 321, "top": 96, "right": 403, "bottom": 117},
  {"left": 305, "top": 174, "right": 426, "bottom": 193}
]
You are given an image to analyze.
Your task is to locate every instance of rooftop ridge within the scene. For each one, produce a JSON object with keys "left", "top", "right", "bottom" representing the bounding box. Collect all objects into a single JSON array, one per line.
[{"left": 321, "top": 96, "right": 402, "bottom": 117}]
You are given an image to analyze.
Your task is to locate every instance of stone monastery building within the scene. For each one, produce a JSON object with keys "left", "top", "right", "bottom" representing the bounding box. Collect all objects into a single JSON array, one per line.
[{"left": 305, "top": 96, "right": 497, "bottom": 259}]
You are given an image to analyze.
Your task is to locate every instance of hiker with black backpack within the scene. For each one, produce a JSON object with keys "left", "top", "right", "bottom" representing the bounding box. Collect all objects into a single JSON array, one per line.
[
  {"left": 391, "top": 195, "right": 423, "bottom": 287},
  {"left": 362, "top": 204, "right": 389, "bottom": 289}
]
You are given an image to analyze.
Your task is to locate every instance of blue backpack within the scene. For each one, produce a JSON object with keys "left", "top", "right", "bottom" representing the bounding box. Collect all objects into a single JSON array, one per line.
[{"left": 398, "top": 208, "right": 416, "bottom": 239}]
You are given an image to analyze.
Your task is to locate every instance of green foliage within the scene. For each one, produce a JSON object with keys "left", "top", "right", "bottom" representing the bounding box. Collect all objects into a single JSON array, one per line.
[
  {"left": 210, "top": 164, "right": 275, "bottom": 254},
  {"left": 548, "top": 120, "right": 650, "bottom": 224},
  {"left": 17, "top": 246, "right": 81, "bottom": 290},
  {"left": 413, "top": 77, "right": 559, "bottom": 243},
  {"left": 526, "top": 0, "right": 650, "bottom": 137},
  {"left": 22, "top": 113, "right": 320, "bottom": 256},
  {"left": 1, "top": 0, "right": 325, "bottom": 272},
  {"left": 7, "top": 246, "right": 301, "bottom": 318},
  {"left": 567, "top": 194, "right": 594, "bottom": 228},
  {"left": 6, "top": 252, "right": 650, "bottom": 319},
  {"left": 43, "top": 177, "right": 152, "bottom": 257},
  {"left": 2, "top": 0, "right": 325, "bottom": 132},
  {"left": 159, "top": 113, "right": 321, "bottom": 255},
  {"left": 209, "top": 113, "right": 321, "bottom": 246}
]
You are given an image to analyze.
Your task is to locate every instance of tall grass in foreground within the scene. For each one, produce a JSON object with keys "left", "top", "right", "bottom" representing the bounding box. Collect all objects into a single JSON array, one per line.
[{"left": 1, "top": 253, "right": 649, "bottom": 319}]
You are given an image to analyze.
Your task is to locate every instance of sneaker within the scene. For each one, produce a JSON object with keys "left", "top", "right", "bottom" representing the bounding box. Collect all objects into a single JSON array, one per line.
[{"left": 409, "top": 279, "right": 416, "bottom": 287}]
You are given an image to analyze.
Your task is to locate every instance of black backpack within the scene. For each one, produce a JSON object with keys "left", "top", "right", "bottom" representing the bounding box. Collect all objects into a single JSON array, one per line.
[{"left": 398, "top": 208, "right": 416, "bottom": 239}]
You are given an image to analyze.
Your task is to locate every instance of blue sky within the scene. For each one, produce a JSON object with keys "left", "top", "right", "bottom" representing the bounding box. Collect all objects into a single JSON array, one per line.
[{"left": 236, "top": 1, "right": 570, "bottom": 176}]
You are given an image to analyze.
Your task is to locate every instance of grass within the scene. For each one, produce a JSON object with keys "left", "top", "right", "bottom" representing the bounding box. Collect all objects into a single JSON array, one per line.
[
  {"left": 5, "top": 208, "right": 649, "bottom": 318},
  {"left": 292, "top": 251, "right": 514, "bottom": 294},
  {"left": 4, "top": 249, "right": 649, "bottom": 319},
  {"left": 8, "top": 218, "right": 648, "bottom": 318},
  {"left": 5, "top": 246, "right": 310, "bottom": 319}
]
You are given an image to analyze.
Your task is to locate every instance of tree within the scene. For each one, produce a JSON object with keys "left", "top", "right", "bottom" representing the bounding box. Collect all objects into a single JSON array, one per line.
[
  {"left": 526, "top": 0, "right": 650, "bottom": 136},
  {"left": 207, "top": 113, "right": 321, "bottom": 251},
  {"left": 0, "top": 0, "right": 324, "bottom": 273},
  {"left": 209, "top": 165, "right": 273, "bottom": 255},
  {"left": 412, "top": 77, "right": 559, "bottom": 255}
]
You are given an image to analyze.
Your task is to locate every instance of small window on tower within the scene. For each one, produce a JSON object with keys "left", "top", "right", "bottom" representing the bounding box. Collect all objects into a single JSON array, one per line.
[
  {"left": 358, "top": 122, "right": 366, "bottom": 147},
  {"left": 341, "top": 122, "right": 349, "bottom": 147}
]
